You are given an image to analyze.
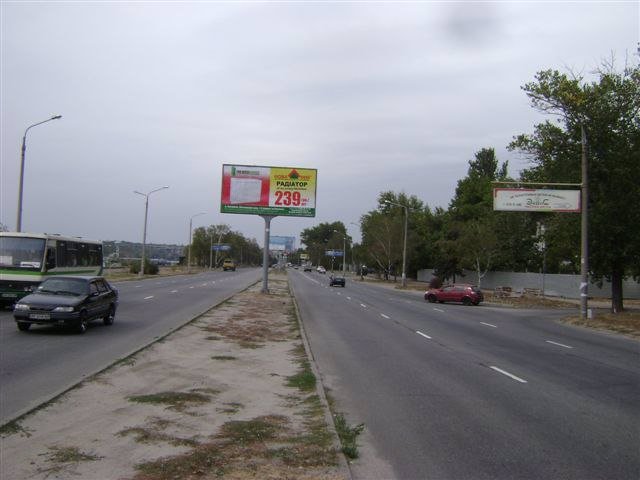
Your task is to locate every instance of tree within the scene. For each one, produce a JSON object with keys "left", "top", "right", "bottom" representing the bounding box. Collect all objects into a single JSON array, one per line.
[
  {"left": 510, "top": 62, "right": 640, "bottom": 312},
  {"left": 440, "top": 148, "right": 509, "bottom": 282}
]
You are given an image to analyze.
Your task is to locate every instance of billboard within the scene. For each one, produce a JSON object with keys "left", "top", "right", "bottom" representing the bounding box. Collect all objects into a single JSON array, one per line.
[
  {"left": 493, "top": 188, "right": 581, "bottom": 212},
  {"left": 221, "top": 164, "right": 317, "bottom": 217},
  {"left": 269, "top": 236, "right": 296, "bottom": 253}
]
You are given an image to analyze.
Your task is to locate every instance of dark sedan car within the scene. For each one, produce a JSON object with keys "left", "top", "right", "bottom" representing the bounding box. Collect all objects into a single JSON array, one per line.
[
  {"left": 329, "top": 275, "right": 346, "bottom": 287},
  {"left": 13, "top": 276, "right": 118, "bottom": 334},
  {"left": 424, "top": 284, "right": 483, "bottom": 306}
]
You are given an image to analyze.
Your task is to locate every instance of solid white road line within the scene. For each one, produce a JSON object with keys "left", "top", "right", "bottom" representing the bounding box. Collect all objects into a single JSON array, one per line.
[
  {"left": 480, "top": 322, "right": 497, "bottom": 328},
  {"left": 416, "top": 331, "right": 432, "bottom": 340},
  {"left": 490, "top": 366, "right": 527, "bottom": 383},
  {"left": 381, "top": 314, "right": 390, "bottom": 319},
  {"left": 546, "top": 340, "right": 573, "bottom": 349},
  {"left": 144, "top": 296, "right": 154, "bottom": 300}
]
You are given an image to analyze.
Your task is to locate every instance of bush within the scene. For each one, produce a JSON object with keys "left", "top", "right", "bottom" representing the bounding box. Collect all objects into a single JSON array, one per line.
[{"left": 129, "top": 260, "right": 159, "bottom": 275}]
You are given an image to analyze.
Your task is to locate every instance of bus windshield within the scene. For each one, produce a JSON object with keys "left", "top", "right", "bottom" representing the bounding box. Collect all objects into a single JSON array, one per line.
[{"left": 0, "top": 237, "right": 46, "bottom": 270}]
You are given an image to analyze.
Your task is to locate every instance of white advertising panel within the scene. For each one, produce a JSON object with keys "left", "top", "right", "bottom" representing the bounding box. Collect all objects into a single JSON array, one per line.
[{"left": 493, "top": 188, "right": 581, "bottom": 212}]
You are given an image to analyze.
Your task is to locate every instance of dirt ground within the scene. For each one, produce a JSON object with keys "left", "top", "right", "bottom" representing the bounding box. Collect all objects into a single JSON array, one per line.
[{"left": 0, "top": 276, "right": 350, "bottom": 480}]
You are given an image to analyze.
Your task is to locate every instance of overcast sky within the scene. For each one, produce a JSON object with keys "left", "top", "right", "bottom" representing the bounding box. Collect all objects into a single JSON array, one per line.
[{"left": 1, "top": 1, "right": 637, "bottom": 247}]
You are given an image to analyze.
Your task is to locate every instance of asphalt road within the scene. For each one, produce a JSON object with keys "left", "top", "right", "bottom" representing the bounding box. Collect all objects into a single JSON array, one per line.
[
  {"left": 0, "top": 268, "right": 261, "bottom": 425},
  {"left": 290, "top": 270, "right": 640, "bottom": 480}
]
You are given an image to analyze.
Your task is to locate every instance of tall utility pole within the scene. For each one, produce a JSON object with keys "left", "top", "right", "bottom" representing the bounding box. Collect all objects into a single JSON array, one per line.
[{"left": 580, "top": 125, "right": 589, "bottom": 319}]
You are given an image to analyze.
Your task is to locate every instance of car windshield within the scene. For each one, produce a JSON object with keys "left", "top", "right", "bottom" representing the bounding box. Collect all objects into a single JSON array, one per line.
[
  {"left": 38, "top": 278, "right": 88, "bottom": 296},
  {"left": 0, "top": 236, "right": 46, "bottom": 269}
]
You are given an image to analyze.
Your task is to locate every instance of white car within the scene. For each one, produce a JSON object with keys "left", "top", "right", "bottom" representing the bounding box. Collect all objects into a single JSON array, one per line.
[{"left": 316, "top": 266, "right": 326, "bottom": 274}]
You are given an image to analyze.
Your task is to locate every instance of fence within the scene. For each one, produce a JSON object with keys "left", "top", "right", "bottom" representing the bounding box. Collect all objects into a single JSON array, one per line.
[{"left": 416, "top": 268, "right": 640, "bottom": 300}]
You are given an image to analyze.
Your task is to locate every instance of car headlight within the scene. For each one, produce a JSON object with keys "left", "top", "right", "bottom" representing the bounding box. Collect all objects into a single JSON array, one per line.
[
  {"left": 53, "top": 306, "right": 75, "bottom": 313},
  {"left": 14, "top": 304, "right": 30, "bottom": 311}
]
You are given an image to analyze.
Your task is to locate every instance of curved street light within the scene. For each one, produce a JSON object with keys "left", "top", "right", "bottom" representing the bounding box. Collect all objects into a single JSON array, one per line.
[
  {"left": 134, "top": 186, "right": 169, "bottom": 276},
  {"left": 187, "top": 212, "right": 207, "bottom": 273},
  {"left": 16, "top": 115, "right": 62, "bottom": 232}
]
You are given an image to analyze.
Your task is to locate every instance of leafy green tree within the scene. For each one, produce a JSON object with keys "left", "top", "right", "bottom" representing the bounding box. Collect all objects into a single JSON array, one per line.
[
  {"left": 510, "top": 62, "right": 640, "bottom": 312},
  {"left": 439, "top": 148, "right": 510, "bottom": 282},
  {"left": 300, "top": 222, "right": 347, "bottom": 268}
]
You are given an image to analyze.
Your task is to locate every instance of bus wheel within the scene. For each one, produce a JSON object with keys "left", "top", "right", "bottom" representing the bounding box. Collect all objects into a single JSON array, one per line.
[{"left": 17, "top": 322, "right": 31, "bottom": 332}]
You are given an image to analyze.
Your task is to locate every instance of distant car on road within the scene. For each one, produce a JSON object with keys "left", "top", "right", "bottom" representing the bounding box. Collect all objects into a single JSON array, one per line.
[
  {"left": 303, "top": 264, "right": 313, "bottom": 272},
  {"left": 13, "top": 276, "right": 118, "bottom": 333},
  {"left": 329, "top": 275, "right": 346, "bottom": 287},
  {"left": 424, "top": 284, "right": 483, "bottom": 306},
  {"left": 222, "top": 259, "right": 236, "bottom": 271},
  {"left": 317, "top": 266, "right": 326, "bottom": 274}
]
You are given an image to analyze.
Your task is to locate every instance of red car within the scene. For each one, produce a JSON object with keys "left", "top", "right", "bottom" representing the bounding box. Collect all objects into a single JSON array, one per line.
[{"left": 424, "top": 284, "right": 483, "bottom": 306}]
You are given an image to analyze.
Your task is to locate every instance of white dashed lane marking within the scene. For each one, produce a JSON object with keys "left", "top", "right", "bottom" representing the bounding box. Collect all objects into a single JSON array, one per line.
[
  {"left": 546, "top": 340, "right": 573, "bottom": 349},
  {"left": 416, "top": 331, "right": 432, "bottom": 340},
  {"left": 490, "top": 366, "right": 527, "bottom": 383},
  {"left": 144, "top": 296, "right": 154, "bottom": 300},
  {"left": 480, "top": 322, "right": 497, "bottom": 328}
]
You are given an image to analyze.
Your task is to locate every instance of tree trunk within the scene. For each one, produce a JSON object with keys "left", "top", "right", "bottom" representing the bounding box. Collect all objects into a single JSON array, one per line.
[{"left": 611, "top": 267, "right": 624, "bottom": 313}]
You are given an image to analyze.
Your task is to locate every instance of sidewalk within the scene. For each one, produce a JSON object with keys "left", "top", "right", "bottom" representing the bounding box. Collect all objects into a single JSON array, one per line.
[{"left": 0, "top": 274, "right": 350, "bottom": 480}]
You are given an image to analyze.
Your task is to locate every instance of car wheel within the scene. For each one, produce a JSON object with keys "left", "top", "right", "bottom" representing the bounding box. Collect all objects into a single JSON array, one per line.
[
  {"left": 17, "top": 322, "right": 31, "bottom": 332},
  {"left": 462, "top": 297, "right": 472, "bottom": 306},
  {"left": 76, "top": 311, "right": 89, "bottom": 334},
  {"left": 103, "top": 305, "right": 115, "bottom": 326},
  {"left": 427, "top": 295, "right": 436, "bottom": 303}
]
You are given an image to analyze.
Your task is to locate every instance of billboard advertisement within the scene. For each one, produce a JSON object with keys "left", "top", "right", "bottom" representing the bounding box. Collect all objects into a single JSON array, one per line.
[
  {"left": 493, "top": 188, "right": 581, "bottom": 212},
  {"left": 221, "top": 164, "right": 317, "bottom": 217},
  {"left": 269, "top": 236, "right": 296, "bottom": 253}
]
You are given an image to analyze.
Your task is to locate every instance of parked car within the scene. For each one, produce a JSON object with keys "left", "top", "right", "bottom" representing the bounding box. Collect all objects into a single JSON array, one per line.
[
  {"left": 303, "top": 264, "right": 313, "bottom": 272},
  {"left": 13, "top": 276, "right": 118, "bottom": 333},
  {"left": 316, "top": 266, "right": 326, "bottom": 274},
  {"left": 329, "top": 275, "right": 346, "bottom": 287},
  {"left": 424, "top": 284, "right": 483, "bottom": 306},
  {"left": 222, "top": 259, "right": 236, "bottom": 271}
]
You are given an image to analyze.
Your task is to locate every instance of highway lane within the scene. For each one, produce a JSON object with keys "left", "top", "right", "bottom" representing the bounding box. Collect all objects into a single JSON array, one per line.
[
  {"left": 0, "top": 268, "right": 261, "bottom": 424},
  {"left": 290, "top": 270, "right": 640, "bottom": 480}
]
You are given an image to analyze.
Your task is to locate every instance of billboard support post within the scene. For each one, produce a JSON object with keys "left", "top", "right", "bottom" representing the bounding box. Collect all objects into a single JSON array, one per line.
[{"left": 261, "top": 215, "right": 276, "bottom": 294}]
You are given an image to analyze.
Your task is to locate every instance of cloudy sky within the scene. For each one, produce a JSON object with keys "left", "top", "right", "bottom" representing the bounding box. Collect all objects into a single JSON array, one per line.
[{"left": 1, "top": 1, "right": 637, "bottom": 247}]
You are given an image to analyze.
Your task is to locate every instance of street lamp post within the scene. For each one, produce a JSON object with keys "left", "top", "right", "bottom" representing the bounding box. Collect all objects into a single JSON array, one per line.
[
  {"left": 134, "top": 186, "right": 169, "bottom": 276},
  {"left": 16, "top": 115, "right": 62, "bottom": 232},
  {"left": 188, "top": 212, "right": 206, "bottom": 273},
  {"left": 384, "top": 200, "right": 408, "bottom": 288}
]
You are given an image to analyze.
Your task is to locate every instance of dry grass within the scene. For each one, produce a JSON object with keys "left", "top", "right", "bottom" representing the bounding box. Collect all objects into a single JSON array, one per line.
[{"left": 563, "top": 310, "right": 640, "bottom": 338}]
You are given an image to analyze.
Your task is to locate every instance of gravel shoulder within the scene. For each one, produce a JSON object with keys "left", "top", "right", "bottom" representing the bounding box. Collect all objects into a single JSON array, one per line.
[{"left": 0, "top": 274, "right": 350, "bottom": 480}]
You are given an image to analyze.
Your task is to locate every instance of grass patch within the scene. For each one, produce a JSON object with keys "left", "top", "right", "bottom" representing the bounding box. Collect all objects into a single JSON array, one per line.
[
  {"left": 220, "top": 415, "right": 288, "bottom": 445},
  {"left": 211, "top": 355, "right": 237, "bottom": 361},
  {"left": 334, "top": 413, "right": 365, "bottom": 459},
  {"left": 286, "top": 360, "right": 316, "bottom": 392},
  {"left": 0, "top": 419, "right": 31, "bottom": 438},
  {"left": 118, "top": 427, "right": 198, "bottom": 447},
  {"left": 127, "top": 389, "right": 216, "bottom": 412},
  {"left": 37, "top": 446, "right": 102, "bottom": 476},
  {"left": 563, "top": 310, "right": 640, "bottom": 338}
]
